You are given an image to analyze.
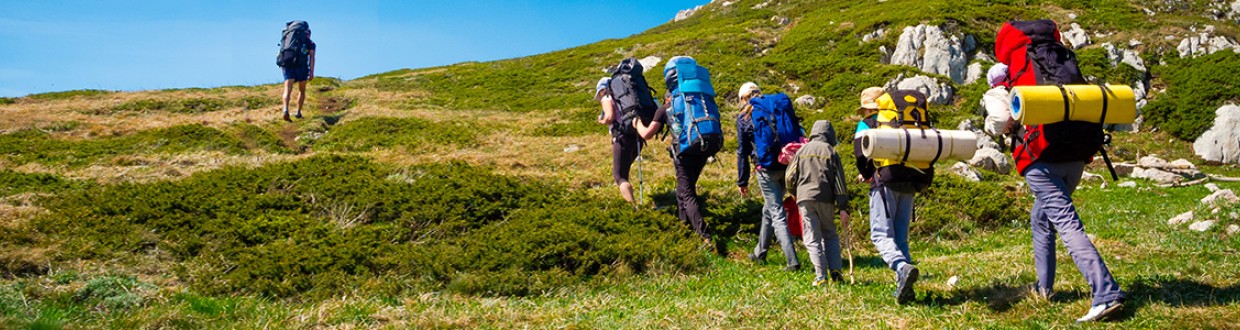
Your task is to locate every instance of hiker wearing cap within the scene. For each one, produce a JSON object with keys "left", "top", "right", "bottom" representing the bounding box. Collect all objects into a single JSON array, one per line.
[
  {"left": 981, "top": 63, "right": 1017, "bottom": 138},
  {"left": 785, "top": 120, "right": 852, "bottom": 286},
  {"left": 736, "top": 81, "right": 801, "bottom": 271},
  {"left": 853, "top": 86, "right": 922, "bottom": 304},
  {"left": 633, "top": 56, "right": 723, "bottom": 249},
  {"left": 595, "top": 77, "right": 641, "bottom": 204}
]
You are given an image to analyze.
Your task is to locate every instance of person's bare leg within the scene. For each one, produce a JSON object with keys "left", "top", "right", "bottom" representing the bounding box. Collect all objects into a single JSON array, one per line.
[
  {"left": 282, "top": 79, "right": 294, "bottom": 121},
  {"left": 295, "top": 80, "right": 308, "bottom": 118},
  {"left": 619, "top": 182, "right": 634, "bottom": 203}
]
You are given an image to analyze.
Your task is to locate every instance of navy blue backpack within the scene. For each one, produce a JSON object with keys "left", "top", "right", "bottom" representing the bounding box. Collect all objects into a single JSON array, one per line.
[
  {"left": 664, "top": 56, "right": 723, "bottom": 157},
  {"left": 750, "top": 93, "right": 803, "bottom": 169}
]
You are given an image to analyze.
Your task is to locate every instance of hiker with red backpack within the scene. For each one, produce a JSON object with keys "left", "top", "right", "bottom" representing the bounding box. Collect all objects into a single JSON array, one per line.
[
  {"left": 632, "top": 56, "right": 723, "bottom": 249},
  {"left": 276, "top": 20, "right": 316, "bottom": 122},
  {"left": 785, "top": 120, "right": 852, "bottom": 286},
  {"left": 736, "top": 82, "right": 803, "bottom": 271},
  {"left": 853, "top": 86, "right": 936, "bottom": 304},
  {"left": 996, "top": 19, "right": 1126, "bottom": 322},
  {"left": 594, "top": 76, "right": 642, "bottom": 205}
]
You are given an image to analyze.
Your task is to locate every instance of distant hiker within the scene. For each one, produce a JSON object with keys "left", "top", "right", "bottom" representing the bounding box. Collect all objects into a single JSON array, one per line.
[
  {"left": 276, "top": 20, "right": 316, "bottom": 122},
  {"left": 632, "top": 56, "right": 723, "bottom": 248},
  {"left": 853, "top": 86, "right": 934, "bottom": 304},
  {"left": 996, "top": 19, "right": 1125, "bottom": 322},
  {"left": 785, "top": 120, "right": 851, "bottom": 286},
  {"left": 736, "top": 81, "right": 803, "bottom": 271},
  {"left": 594, "top": 76, "right": 641, "bottom": 204}
]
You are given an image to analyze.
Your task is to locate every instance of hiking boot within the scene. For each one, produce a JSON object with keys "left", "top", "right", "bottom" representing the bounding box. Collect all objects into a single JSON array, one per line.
[
  {"left": 294, "top": 112, "right": 304, "bottom": 119},
  {"left": 748, "top": 253, "right": 766, "bottom": 265},
  {"left": 1076, "top": 300, "right": 1123, "bottom": 323},
  {"left": 813, "top": 278, "right": 828, "bottom": 287},
  {"left": 894, "top": 263, "right": 919, "bottom": 304},
  {"left": 282, "top": 112, "right": 292, "bottom": 122},
  {"left": 784, "top": 264, "right": 800, "bottom": 272},
  {"left": 830, "top": 270, "right": 845, "bottom": 283}
]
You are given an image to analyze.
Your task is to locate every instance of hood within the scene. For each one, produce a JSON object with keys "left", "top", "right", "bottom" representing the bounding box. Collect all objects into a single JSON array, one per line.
[{"left": 810, "top": 120, "right": 837, "bottom": 146}]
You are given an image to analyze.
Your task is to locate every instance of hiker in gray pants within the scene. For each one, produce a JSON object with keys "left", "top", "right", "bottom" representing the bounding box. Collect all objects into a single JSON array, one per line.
[{"left": 1026, "top": 161, "right": 1125, "bottom": 318}]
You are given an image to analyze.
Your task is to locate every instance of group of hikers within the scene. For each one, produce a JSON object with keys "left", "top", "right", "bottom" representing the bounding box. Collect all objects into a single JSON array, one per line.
[{"left": 592, "top": 20, "right": 1126, "bottom": 322}]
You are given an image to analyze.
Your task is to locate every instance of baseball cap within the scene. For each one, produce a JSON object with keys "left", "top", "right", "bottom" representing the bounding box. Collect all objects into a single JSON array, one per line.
[
  {"left": 594, "top": 77, "right": 611, "bottom": 100},
  {"left": 738, "top": 82, "right": 760, "bottom": 99},
  {"left": 857, "top": 87, "right": 885, "bottom": 114}
]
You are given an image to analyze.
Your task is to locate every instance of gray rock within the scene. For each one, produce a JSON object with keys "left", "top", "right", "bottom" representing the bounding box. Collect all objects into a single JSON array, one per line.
[
  {"left": 1177, "top": 32, "right": 1240, "bottom": 58},
  {"left": 1102, "top": 42, "right": 1147, "bottom": 72},
  {"left": 878, "top": 45, "right": 892, "bottom": 64},
  {"left": 639, "top": 56, "right": 662, "bottom": 72},
  {"left": 894, "top": 75, "right": 955, "bottom": 105},
  {"left": 968, "top": 148, "right": 1012, "bottom": 174},
  {"left": 1206, "top": 183, "right": 1221, "bottom": 192},
  {"left": 890, "top": 25, "right": 926, "bottom": 68},
  {"left": 1063, "top": 23, "right": 1091, "bottom": 49},
  {"left": 1118, "top": 181, "right": 1138, "bottom": 188},
  {"left": 862, "top": 28, "right": 886, "bottom": 43},
  {"left": 949, "top": 162, "right": 982, "bottom": 182},
  {"left": 1228, "top": 224, "right": 1240, "bottom": 235},
  {"left": 752, "top": 0, "right": 771, "bottom": 9},
  {"left": 891, "top": 24, "right": 968, "bottom": 84},
  {"left": 1189, "top": 220, "right": 1216, "bottom": 232},
  {"left": 771, "top": 15, "right": 790, "bottom": 26},
  {"left": 673, "top": 5, "right": 704, "bottom": 21},
  {"left": 1113, "top": 163, "right": 1136, "bottom": 177},
  {"left": 1168, "top": 211, "right": 1194, "bottom": 225},
  {"left": 794, "top": 95, "right": 816, "bottom": 108},
  {"left": 1138, "top": 155, "right": 1171, "bottom": 168},
  {"left": 1131, "top": 167, "right": 1182, "bottom": 184},
  {"left": 1193, "top": 105, "right": 1240, "bottom": 164},
  {"left": 1171, "top": 159, "right": 1196, "bottom": 169},
  {"left": 1081, "top": 171, "right": 1104, "bottom": 182},
  {"left": 964, "top": 62, "right": 984, "bottom": 85},
  {"left": 1201, "top": 189, "right": 1240, "bottom": 205}
]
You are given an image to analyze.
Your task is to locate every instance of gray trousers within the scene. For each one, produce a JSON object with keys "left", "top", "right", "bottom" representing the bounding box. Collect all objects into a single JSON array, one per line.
[
  {"left": 1026, "top": 161, "right": 1124, "bottom": 306},
  {"left": 752, "top": 168, "right": 798, "bottom": 267},
  {"left": 799, "top": 200, "right": 842, "bottom": 280},
  {"left": 869, "top": 185, "right": 914, "bottom": 272}
]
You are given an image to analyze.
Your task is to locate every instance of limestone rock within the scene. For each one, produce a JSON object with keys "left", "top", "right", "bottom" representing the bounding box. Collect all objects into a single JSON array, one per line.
[
  {"left": 894, "top": 75, "right": 955, "bottom": 105},
  {"left": 674, "top": 5, "right": 704, "bottom": 21},
  {"left": 1177, "top": 32, "right": 1240, "bottom": 58},
  {"left": 771, "top": 15, "right": 790, "bottom": 26},
  {"left": 965, "top": 62, "right": 984, "bottom": 85},
  {"left": 1206, "top": 183, "right": 1221, "bottom": 192},
  {"left": 1138, "top": 155, "right": 1171, "bottom": 168},
  {"left": 1193, "top": 105, "right": 1240, "bottom": 164},
  {"left": 949, "top": 162, "right": 982, "bottom": 182},
  {"left": 1228, "top": 224, "right": 1240, "bottom": 235},
  {"left": 795, "top": 95, "right": 816, "bottom": 108},
  {"left": 1063, "top": 23, "right": 1091, "bottom": 49},
  {"left": 862, "top": 28, "right": 886, "bottom": 43},
  {"left": 1189, "top": 220, "right": 1216, "bottom": 232},
  {"left": 639, "top": 56, "right": 662, "bottom": 72},
  {"left": 891, "top": 24, "right": 969, "bottom": 84},
  {"left": 1113, "top": 163, "right": 1136, "bottom": 177},
  {"left": 1168, "top": 211, "right": 1194, "bottom": 225},
  {"left": 890, "top": 25, "right": 926, "bottom": 68},
  {"left": 1081, "top": 171, "right": 1104, "bottom": 182},
  {"left": 1118, "top": 181, "right": 1138, "bottom": 188},
  {"left": 1101, "top": 42, "right": 1147, "bottom": 72},
  {"left": 1131, "top": 167, "right": 1182, "bottom": 184},
  {"left": 968, "top": 148, "right": 1011, "bottom": 174},
  {"left": 1201, "top": 189, "right": 1240, "bottom": 205}
]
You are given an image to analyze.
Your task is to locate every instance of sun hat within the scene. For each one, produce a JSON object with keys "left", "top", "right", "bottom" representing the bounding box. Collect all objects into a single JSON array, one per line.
[
  {"left": 987, "top": 63, "right": 1009, "bottom": 87},
  {"left": 594, "top": 77, "right": 611, "bottom": 100},
  {"left": 857, "top": 86, "right": 885, "bottom": 114},
  {"left": 738, "top": 82, "right": 760, "bottom": 100}
]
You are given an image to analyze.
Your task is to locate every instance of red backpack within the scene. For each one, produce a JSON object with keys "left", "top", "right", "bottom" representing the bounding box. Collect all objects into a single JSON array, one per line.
[{"left": 996, "top": 20, "right": 1114, "bottom": 178}]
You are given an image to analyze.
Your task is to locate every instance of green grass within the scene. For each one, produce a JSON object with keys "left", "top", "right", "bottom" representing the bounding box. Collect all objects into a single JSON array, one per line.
[{"left": 0, "top": 124, "right": 263, "bottom": 168}]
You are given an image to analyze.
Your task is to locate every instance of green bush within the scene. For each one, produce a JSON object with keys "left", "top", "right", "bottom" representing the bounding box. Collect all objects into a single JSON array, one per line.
[
  {"left": 29, "top": 155, "right": 704, "bottom": 298},
  {"left": 1144, "top": 51, "right": 1240, "bottom": 141},
  {"left": 0, "top": 124, "right": 253, "bottom": 167},
  {"left": 0, "top": 97, "right": 14, "bottom": 105},
  {"left": 0, "top": 170, "right": 90, "bottom": 197},
  {"left": 74, "top": 276, "right": 156, "bottom": 312},
  {"left": 315, "top": 117, "right": 479, "bottom": 151},
  {"left": 25, "top": 89, "right": 112, "bottom": 101}
]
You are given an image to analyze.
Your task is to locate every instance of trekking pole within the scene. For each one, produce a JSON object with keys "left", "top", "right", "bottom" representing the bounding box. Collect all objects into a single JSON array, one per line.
[
  {"left": 843, "top": 210, "right": 855, "bottom": 284},
  {"left": 635, "top": 141, "right": 644, "bottom": 209}
]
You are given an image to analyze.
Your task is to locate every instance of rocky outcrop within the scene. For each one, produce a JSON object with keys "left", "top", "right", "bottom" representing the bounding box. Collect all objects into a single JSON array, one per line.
[
  {"left": 949, "top": 162, "right": 982, "bottom": 182},
  {"left": 1169, "top": 211, "right": 1195, "bottom": 225},
  {"left": 1115, "top": 155, "right": 1206, "bottom": 185},
  {"left": 1193, "top": 105, "right": 1240, "bottom": 164},
  {"left": 886, "top": 74, "right": 954, "bottom": 105},
  {"left": 638, "top": 56, "right": 662, "bottom": 72},
  {"left": 794, "top": 95, "right": 816, "bottom": 108},
  {"left": 1062, "top": 23, "right": 1091, "bottom": 49},
  {"left": 1201, "top": 189, "right": 1240, "bottom": 206},
  {"left": 964, "top": 62, "right": 984, "bottom": 85},
  {"left": 891, "top": 25, "right": 969, "bottom": 84},
  {"left": 1101, "top": 42, "right": 1147, "bottom": 72},
  {"left": 968, "top": 148, "right": 1012, "bottom": 175},
  {"left": 1176, "top": 30, "right": 1240, "bottom": 58}
]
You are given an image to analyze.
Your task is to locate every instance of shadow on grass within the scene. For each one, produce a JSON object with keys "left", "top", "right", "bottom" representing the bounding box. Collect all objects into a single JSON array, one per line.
[
  {"left": 916, "top": 277, "right": 1086, "bottom": 312},
  {"left": 1109, "top": 275, "right": 1240, "bottom": 321}
]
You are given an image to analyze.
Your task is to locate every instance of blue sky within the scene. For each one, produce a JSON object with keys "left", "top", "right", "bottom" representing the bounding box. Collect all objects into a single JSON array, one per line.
[{"left": 0, "top": 0, "right": 707, "bottom": 97}]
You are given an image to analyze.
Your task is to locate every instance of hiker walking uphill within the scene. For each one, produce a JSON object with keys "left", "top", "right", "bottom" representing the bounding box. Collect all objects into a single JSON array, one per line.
[
  {"left": 632, "top": 56, "right": 723, "bottom": 247},
  {"left": 594, "top": 74, "right": 645, "bottom": 205},
  {"left": 996, "top": 19, "right": 1126, "bottom": 322},
  {"left": 736, "top": 82, "right": 803, "bottom": 271},
  {"left": 276, "top": 20, "right": 316, "bottom": 122},
  {"left": 853, "top": 86, "right": 935, "bottom": 304},
  {"left": 785, "top": 120, "right": 851, "bottom": 286}
]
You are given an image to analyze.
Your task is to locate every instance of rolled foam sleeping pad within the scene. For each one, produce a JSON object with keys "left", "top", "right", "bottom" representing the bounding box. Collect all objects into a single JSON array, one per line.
[
  {"left": 1009, "top": 84, "right": 1138, "bottom": 125},
  {"left": 861, "top": 129, "right": 978, "bottom": 163}
]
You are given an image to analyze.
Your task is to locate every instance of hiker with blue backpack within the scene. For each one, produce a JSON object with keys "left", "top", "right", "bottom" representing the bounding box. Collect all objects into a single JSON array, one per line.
[
  {"left": 735, "top": 82, "right": 803, "bottom": 271},
  {"left": 276, "top": 20, "right": 316, "bottom": 122},
  {"left": 632, "top": 56, "right": 723, "bottom": 247}
]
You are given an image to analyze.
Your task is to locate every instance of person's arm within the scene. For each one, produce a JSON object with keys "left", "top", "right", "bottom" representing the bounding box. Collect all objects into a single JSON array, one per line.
[
  {"left": 308, "top": 49, "right": 315, "bottom": 80},
  {"left": 830, "top": 151, "right": 850, "bottom": 211},
  {"left": 632, "top": 105, "right": 665, "bottom": 140},
  {"left": 736, "top": 118, "right": 753, "bottom": 192},
  {"left": 597, "top": 95, "right": 615, "bottom": 125}
]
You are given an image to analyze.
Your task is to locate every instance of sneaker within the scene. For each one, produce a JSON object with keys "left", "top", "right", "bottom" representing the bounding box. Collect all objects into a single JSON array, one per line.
[
  {"left": 813, "top": 278, "right": 828, "bottom": 287},
  {"left": 282, "top": 112, "right": 292, "bottom": 122},
  {"left": 784, "top": 264, "right": 800, "bottom": 272},
  {"left": 294, "top": 112, "right": 304, "bottom": 119},
  {"left": 830, "top": 271, "right": 845, "bottom": 283},
  {"left": 748, "top": 253, "right": 766, "bottom": 264},
  {"left": 1076, "top": 300, "right": 1123, "bottom": 322},
  {"left": 894, "top": 263, "right": 919, "bottom": 304}
]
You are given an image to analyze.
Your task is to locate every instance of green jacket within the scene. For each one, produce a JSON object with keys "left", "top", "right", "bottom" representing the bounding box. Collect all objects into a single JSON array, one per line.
[{"left": 786, "top": 120, "right": 850, "bottom": 210}]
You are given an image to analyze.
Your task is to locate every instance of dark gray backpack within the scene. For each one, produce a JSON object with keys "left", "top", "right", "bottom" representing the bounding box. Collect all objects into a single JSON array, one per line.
[{"left": 276, "top": 21, "right": 311, "bottom": 68}]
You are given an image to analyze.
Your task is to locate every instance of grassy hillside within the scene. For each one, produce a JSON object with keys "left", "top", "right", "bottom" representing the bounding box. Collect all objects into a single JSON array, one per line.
[{"left": 1, "top": 0, "right": 1238, "bottom": 328}]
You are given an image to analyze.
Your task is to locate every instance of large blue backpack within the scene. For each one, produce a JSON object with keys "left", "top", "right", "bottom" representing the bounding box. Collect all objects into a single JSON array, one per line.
[
  {"left": 750, "top": 92, "right": 803, "bottom": 169},
  {"left": 664, "top": 56, "right": 723, "bottom": 157}
]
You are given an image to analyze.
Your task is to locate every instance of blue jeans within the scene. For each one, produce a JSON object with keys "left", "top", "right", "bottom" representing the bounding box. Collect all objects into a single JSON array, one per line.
[
  {"left": 1026, "top": 161, "right": 1124, "bottom": 306},
  {"left": 752, "top": 168, "right": 798, "bottom": 267},
  {"left": 869, "top": 185, "right": 914, "bottom": 272},
  {"left": 799, "top": 200, "right": 841, "bottom": 280}
]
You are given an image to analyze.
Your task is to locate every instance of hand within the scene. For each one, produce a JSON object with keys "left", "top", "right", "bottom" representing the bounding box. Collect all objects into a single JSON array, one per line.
[
  {"left": 856, "top": 174, "right": 865, "bottom": 183},
  {"left": 738, "top": 186, "right": 750, "bottom": 198},
  {"left": 839, "top": 211, "right": 851, "bottom": 226}
]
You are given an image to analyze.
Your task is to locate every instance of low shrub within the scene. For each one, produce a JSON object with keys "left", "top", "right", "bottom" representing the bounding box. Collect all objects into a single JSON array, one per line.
[
  {"left": 25, "top": 89, "right": 112, "bottom": 101},
  {"left": 0, "top": 170, "right": 90, "bottom": 196},
  {"left": 1143, "top": 51, "right": 1240, "bottom": 141},
  {"left": 0, "top": 124, "right": 253, "bottom": 167},
  {"left": 74, "top": 276, "right": 156, "bottom": 312},
  {"left": 315, "top": 117, "right": 479, "bottom": 151}
]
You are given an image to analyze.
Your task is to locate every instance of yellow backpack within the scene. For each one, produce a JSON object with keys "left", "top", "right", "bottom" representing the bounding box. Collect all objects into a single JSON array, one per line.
[{"left": 873, "top": 90, "right": 935, "bottom": 169}]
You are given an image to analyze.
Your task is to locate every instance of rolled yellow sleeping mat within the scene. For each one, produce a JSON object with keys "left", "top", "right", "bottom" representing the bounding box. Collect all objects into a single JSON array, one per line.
[
  {"left": 1009, "top": 84, "right": 1138, "bottom": 125},
  {"left": 861, "top": 129, "right": 978, "bottom": 163}
]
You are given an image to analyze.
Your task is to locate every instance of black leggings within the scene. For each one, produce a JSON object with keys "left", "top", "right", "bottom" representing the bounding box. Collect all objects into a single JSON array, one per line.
[
  {"left": 675, "top": 154, "right": 710, "bottom": 240},
  {"left": 612, "top": 135, "right": 641, "bottom": 186}
]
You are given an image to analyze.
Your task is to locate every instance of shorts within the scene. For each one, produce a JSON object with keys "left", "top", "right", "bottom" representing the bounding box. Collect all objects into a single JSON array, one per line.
[{"left": 282, "top": 66, "right": 311, "bottom": 82}]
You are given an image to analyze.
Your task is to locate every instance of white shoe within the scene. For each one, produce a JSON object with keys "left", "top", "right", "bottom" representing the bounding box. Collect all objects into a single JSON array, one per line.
[{"left": 1076, "top": 300, "right": 1123, "bottom": 322}]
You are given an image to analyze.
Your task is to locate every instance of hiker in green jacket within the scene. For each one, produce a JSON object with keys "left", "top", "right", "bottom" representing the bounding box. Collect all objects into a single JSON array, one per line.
[{"left": 786, "top": 120, "right": 851, "bottom": 286}]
